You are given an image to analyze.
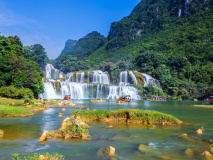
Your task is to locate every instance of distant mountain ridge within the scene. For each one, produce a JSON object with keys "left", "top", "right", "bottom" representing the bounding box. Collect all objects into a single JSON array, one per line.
[
  {"left": 62, "top": 31, "right": 107, "bottom": 59},
  {"left": 61, "top": 39, "right": 77, "bottom": 54}
]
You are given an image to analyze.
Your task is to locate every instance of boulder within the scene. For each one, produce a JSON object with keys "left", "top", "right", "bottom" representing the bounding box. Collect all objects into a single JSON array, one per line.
[
  {"left": 68, "top": 103, "right": 76, "bottom": 107},
  {"left": 38, "top": 131, "right": 48, "bottom": 142},
  {"left": 65, "top": 134, "right": 71, "bottom": 139},
  {"left": 87, "top": 108, "right": 90, "bottom": 110},
  {"left": 61, "top": 108, "right": 66, "bottom": 111},
  {"left": 201, "top": 151, "right": 213, "bottom": 158},
  {"left": 108, "top": 146, "right": 115, "bottom": 155},
  {"left": 196, "top": 129, "right": 203, "bottom": 134},
  {"left": 61, "top": 118, "right": 71, "bottom": 129},
  {"left": 178, "top": 133, "right": 188, "bottom": 138},
  {"left": 158, "top": 156, "right": 172, "bottom": 160},
  {"left": 138, "top": 144, "right": 150, "bottom": 152},
  {"left": 185, "top": 148, "right": 194, "bottom": 156},
  {"left": 58, "top": 102, "right": 64, "bottom": 106},
  {"left": 0, "top": 130, "right": 4, "bottom": 137},
  {"left": 97, "top": 146, "right": 116, "bottom": 159},
  {"left": 58, "top": 113, "right": 63, "bottom": 118},
  {"left": 81, "top": 133, "right": 88, "bottom": 140},
  {"left": 106, "top": 125, "right": 114, "bottom": 129}
]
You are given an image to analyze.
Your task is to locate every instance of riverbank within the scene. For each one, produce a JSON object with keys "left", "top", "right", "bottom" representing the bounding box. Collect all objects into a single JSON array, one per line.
[
  {"left": 0, "top": 104, "right": 49, "bottom": 118},
  {"left": 0, "top": 98, "right": 49, "bottom": 118},
  {"left": 71, "top": 109, "right": 183, "bottom": 125}
]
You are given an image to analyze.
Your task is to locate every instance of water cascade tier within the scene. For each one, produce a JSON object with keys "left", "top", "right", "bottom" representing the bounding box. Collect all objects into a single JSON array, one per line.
[{"left": 41, "top": 64, "right": 160, "bottom": 99}]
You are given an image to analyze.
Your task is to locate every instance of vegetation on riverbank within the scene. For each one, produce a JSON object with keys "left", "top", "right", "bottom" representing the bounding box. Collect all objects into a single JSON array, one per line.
[
  {"left": 0, "top": 35, "right": 48, "bottom": 98},
  {"left": 0, "top": 98, "right": 49, "bottom": 117},
  {"left": 72, "top": 109, "right": 182, "bottom": 125},
  {"left": 0, "top": 105, "right": 33, "bottom": 117},
  {"left": 39, "top": 118, "right": 89, "bottom": 141},
  {"left": 12, "top": 152, "right": 64, "bottom": 160}
]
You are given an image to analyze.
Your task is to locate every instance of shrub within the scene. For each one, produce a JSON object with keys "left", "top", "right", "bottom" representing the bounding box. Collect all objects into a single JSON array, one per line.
[{"left": 0, "top": 86, "right": 34, "bottom": 99}]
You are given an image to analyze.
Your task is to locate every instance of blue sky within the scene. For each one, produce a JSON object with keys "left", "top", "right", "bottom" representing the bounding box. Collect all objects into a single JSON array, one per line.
[{"left": 0, "top": 0, "right": 140, "bottom": 59}]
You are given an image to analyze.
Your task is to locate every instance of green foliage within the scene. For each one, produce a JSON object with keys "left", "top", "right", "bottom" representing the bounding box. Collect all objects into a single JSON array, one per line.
[
  {"left": 0, "top": 86, "right": 34, "bottom": 99},
  {"left": 53, "top": 0, "right": 213, "bottom": 99},
  {"left": 65, "top": 31, "right": 107, "bottom": 58},
  {"left": 23, "top": 44, "right": 49, "bottom": 70},
  {"left": 210, "top": 145, "right": 213, "bottom": 151},
  {"left": 0, "top": 35, "right": 44, "bottom": 98},
  {"left": 54, "top": 31, "right": 106, "bottom": 73},
  {"left": 59, "top": 123, "right": 87, "bottom": 137},
  {"left": 72, "top": 109, "right": 183, "bottom": 124},
  {"left": 12, "top": 152, "right": 64, "bottom": 160},
  {"left": 54, "top": 54, "right": 90, "bottom": 73},
  {"left": 0, "top": 105, "right": 32, "bottom": 117}
]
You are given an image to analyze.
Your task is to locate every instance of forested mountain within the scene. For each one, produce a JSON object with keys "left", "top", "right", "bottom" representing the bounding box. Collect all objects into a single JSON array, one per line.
[
  {"left": 64, "top": 31, "right": 107, "bottom": 58},
  {"left": 88, "top": 0, "right": 213, "bottom": 65},
  {"left": 0, "top": 35, "right": 47, "bottom": 98},
  {"left": 53, "top": 0, "right": 213, "bottom": 99},
  {"left": 61, "top": 39, "right": 77, "bottom": 54},
  {"left": 54, "top": 31, "right": 106, "bottom": 73}
]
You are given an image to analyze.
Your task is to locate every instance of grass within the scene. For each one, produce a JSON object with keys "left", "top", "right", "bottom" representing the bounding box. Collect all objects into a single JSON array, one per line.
[
  {"left": 58, "top": 123, "right": 88, "bottom": 137},
  {"left": 72, "top": 109, "right": 183, "bottom": 124},
  {"left": 47, "top": 118, "right": 88, "bottom": 139},
  {"left": 12, "top": 152, "right": 64, "bottom": 160},
  {"left": 0, "top": 98, "right": 24, "bottom": 104},
  {"left": 0, "top": 105, "right": 33, "bottom": 117}
]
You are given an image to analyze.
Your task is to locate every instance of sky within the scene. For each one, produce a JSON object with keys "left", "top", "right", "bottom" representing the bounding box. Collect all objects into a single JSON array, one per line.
[{"left": 0, "top": 0, "right": 140, "bottom": 59}]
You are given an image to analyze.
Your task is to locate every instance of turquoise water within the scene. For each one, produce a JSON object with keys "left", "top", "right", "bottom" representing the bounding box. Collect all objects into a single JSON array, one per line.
[{"left": 0, "top": 100, "right": 212, "bottom": 160}]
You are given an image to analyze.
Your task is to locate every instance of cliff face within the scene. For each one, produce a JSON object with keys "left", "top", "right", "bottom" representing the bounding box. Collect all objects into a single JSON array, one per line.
[
  {"left": 107, "top": 0, "right": 212, "bottom": 49},
  {"left": 61, "top": 39, "right": 77, "bottom": 54}
]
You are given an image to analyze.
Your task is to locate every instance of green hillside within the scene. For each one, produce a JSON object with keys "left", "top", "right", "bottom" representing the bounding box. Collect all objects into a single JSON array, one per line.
[
  {"left": 88, "top": 0, "right": 213, "bottom": 66},
  {"left": 54, "top": 0, "right": 213, "bottom": 99},
  {"left": 64, "top": 31, "right": 107, "bottom": 58}
]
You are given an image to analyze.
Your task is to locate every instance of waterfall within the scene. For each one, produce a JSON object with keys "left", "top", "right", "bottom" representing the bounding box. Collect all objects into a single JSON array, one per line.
[
  {"left": 141, "top": 73, "right": 158, "bottom": 87},
  {"left": 45, "top": 64, "right": 63, "bottom": 79},
  {"left": 108, "top": 86, "right": 139, "bottom": 99},
  {"left": 119, "top": 71, "right": 128, "bottom": 86},
  {"left": 129, "top": 71, "right": 137, "bottom": 85},
  {"left": 45, "top": 64, "right": 55, "bottom": 79},
  {"left": 41, "top": 64, "right": 147, "bottom": 100},
  {"left": 96, "top": 84, "right": 99, "bottom": 99},
  {"left": 92, "top": 70, "right": 109, "bottom": 84},
  {"left": 42, "top": 81, "right": 62, "bottom": 99},
  {"left": 88, "top": 71, "right": 89, "bottom": 83},
  {"left": 76, "top": 72, "right": 84, "bottom": 83}
]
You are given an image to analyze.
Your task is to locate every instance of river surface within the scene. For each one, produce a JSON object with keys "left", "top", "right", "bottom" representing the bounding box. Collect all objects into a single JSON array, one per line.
[{"left": 0, "top": 100, "right": 213, "bottom": 160}]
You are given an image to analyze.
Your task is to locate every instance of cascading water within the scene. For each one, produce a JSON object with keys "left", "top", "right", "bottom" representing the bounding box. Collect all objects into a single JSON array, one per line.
[
  {"left": 129, "top": 71, "right": 137, "bottom": 85},
  {"left": 108, "top": 71, "right": 140, "bottom": 99},
  {"left": 92, "top": 70, "right": 109, "bottom": 84},
  {"left": 139, "top": 72, "right": 159, "bottom": 87},
  {"left": 41, "top": 64, "right": 159, "bottom": 100},
  {"left": 45, "top": 64, "right": 64, "bottom": 79}
]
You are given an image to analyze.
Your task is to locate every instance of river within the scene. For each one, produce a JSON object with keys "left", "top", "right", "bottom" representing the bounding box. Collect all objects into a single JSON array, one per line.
[{"left": 0, "top": 100, "right": 212, "bottom": 160}]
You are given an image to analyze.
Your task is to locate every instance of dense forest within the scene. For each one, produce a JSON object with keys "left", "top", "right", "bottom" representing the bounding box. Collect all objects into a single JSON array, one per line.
[
  {"left": 53, "top": 0, "right": 213, "bottom": 100},
  {"left": 0, "top": 35, "right": 49, "bottom": 98}
]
